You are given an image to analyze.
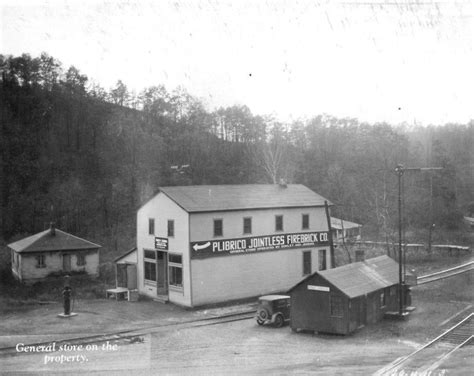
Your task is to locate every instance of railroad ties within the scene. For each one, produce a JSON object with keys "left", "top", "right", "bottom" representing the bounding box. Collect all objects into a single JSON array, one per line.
[{"left": 375, "top": 313, "right": 473, "bottom": 375}]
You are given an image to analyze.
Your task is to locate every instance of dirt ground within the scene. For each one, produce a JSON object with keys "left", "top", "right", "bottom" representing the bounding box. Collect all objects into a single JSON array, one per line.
[{"left": 0, "top": 255, "right": 472, "bottom": 375}]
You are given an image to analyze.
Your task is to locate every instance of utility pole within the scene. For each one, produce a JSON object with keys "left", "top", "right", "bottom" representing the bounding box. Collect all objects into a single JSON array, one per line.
[
  {"left": 394, "top": 164, "right": 442, "bottom": 317},
  {"left": 428, "top": 173, "right": 435, "bottom": 254},
  {"left": 395, "top": 165, "right": 404, "bottom": 317}
]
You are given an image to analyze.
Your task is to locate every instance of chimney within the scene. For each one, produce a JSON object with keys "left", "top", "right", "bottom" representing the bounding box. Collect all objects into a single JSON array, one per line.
[
  {"left": 50, "top": 222, "right": 56, "bottom": 236},
  {"left": 355, "top": 249, "right": 365, "bottom": 262}
]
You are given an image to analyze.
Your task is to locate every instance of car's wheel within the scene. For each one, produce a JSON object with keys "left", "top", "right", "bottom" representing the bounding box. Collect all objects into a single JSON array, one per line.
[
  {"left": 274, "top": 313, "right": 284, "bottom": 328},
  {"left": 257, "top": 308, "right": 269, "bottom": 322},
  {"left": 256, "top": 318, "right": 265, "bottom": 326}
]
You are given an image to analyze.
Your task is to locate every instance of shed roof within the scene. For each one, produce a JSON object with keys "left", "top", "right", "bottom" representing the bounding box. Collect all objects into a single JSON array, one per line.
[
  {"left": 289, "top": 255, "right": 400, "bottom": 298},
  {"left": 157, "top": 184, "right": 330, "bottom": 213},
  {"left": 114, "top": 247, "right": 137, "bottom": 263},
  {"left": 330, "top": 217, "right": 362, "bottom": 230},
  {"left": 8, "top": 228, "right": 101, "bottom": 253}
]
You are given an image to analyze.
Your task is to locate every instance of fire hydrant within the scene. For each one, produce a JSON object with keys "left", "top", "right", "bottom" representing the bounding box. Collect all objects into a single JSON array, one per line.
[{"left": 62, "top": 275, "right": 72, "bottom": 316}]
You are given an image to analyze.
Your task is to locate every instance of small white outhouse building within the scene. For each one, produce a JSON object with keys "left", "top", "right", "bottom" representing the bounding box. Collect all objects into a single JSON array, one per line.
[
  {"left": 330, "top": 217, "right": 362, "bottom": 244},
  {"left": 136, "top": 184, "right": 333, "bottom": 307},
  {"left": 8, "top": 224, "right": 101, "bottom": 283}
]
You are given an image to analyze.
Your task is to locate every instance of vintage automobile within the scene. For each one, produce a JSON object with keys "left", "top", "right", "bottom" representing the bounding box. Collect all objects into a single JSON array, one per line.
[{"left": 255, "top": 295, "right": 291, "bottom": 327}]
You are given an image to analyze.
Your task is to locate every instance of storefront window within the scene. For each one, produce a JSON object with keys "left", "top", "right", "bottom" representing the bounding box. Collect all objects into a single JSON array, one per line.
[
  {"left": 169, "top": 254, "right": 183, "bottom": 288},
  {"left": 144, "top": 249, "right": 157, "bottom": 282},
  {"left": 144, "top": 261, "right": 157, "bottom": 282},
  {"left": 144, "top": 250, "right": 156, "bottom": 259}
]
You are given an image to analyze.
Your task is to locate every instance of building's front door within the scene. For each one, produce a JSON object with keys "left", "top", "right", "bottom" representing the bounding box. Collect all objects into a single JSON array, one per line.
[
  {"left": 63, "top": 254, "right": 71, "bottom": 272},
  {"left": 156, "top": 251, "right": 168, "bottom": 295}
]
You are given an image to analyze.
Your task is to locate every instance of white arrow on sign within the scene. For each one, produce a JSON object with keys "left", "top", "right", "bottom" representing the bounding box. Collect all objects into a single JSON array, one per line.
[{"left": 193, "top": 242, "right": 211, "bottom": 251}]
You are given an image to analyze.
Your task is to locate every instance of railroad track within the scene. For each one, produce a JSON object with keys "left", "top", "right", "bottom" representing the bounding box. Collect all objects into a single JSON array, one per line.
[
  {"left": 0, "top": 310, "right": 255, "bottom": 357},
  {"left": 374, "top": 313, "right": 473, "bottom": 376},
  {"left": 417, "top": 261, "right": 474, "bottom": 285}
]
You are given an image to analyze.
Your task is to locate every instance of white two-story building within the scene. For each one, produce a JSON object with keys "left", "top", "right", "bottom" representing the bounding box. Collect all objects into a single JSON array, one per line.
[{"left": 136, "top": 184, "right": 333, "bottom": 307}]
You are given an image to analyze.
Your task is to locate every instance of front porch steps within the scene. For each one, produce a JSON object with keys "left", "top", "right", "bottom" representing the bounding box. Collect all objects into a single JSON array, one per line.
[{"left": 154, "top": 295, "right": 169, "bottom": 304}]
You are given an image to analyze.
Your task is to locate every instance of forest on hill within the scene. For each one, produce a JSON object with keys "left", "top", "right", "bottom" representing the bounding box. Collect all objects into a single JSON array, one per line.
[{"left": 1, "top": 53, "right": 473, "bottom": 255}]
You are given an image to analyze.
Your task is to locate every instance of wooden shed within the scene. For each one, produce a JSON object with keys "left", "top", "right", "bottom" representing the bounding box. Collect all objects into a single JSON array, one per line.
[
  {"left": 114, "top": 247, "right": 137, "bottom": 290},
  {"left": 105, "top": 248, "right": 138, "bottom": 301},
  {"left": 288, "top": 255, "right": 405, "bottom": 335}
]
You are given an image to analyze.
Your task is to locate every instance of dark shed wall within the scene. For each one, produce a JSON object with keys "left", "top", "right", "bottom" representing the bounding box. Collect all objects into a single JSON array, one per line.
[
  {"left": 290, "top": 274, "right": 350, "bottom": 334},
  {"left": 347, "top": 284, "right": 400, "bottom": 332}
]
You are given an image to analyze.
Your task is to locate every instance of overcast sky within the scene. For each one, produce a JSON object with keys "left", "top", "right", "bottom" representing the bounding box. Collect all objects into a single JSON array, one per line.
[{"left": 1, "top": 0, "right": 473, "bottom": 125}]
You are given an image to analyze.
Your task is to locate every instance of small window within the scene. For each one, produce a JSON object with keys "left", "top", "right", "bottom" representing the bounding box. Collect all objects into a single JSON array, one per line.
[
  {"left": 148, "top": 218, "right": 155, "bottom": 235},
  {"left": 330, "top": 294, "right": 344, "bottom": 317},
  {"left": 319, "top": 249, "right": 327, "bottom": 271},
  {"left": 169, "top": 254, "right": 182, "bottom": 264},
  {"left": 380, "top": 290, "right": 386, "bottom": 307},
  {"left": 390, "top": 286, "right": 397, "bottom": 296},
  {"left": 303, "top": 251, "right": 312, "bottom": 275},
  {"left": 243, "top": 217, "right": 252, "bottom": 234},
  {"left": 36, "top": 254, "right": 46, "bottom": 268},
  {"left": 144, "top": 261, "right": 157, "bottom": 282},
  {"left": 302, "top": 214, "right": 309, "bottom": 229},
  {"left": 275, "top": 215, "right": 283, "bottom": 231},
  {"left": 168, "top": 253, "right": 183, "bottom": 288},
  {"left": 214, "top": 219, "right": 223, "bottom": 237},
  {"left": 144, "top": 250, "right": 156, "bottom": 259},
  {"left": 77, "top": 254, "right": 86, "bottom": 266},
  {"left": 168, "top": 220, "right": 174, "bottom": 237}
]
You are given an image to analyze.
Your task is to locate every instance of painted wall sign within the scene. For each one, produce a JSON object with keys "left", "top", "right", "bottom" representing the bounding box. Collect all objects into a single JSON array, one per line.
[
  {"left": 154, "top": 237, "right": 168, "bottom": 250},
  {"left": 190, "top": 231, "right": 329, "bottom": 259},
  {"left": 307, "top": 285, "right": 330, "bottom": 292}
]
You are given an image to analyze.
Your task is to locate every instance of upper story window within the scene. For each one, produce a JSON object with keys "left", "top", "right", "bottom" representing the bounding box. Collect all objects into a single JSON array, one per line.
[
  {"left": 168, "top": 220, "right": 175, "bottom": 237},
  {"left": 214, "top": 219, "right": 223, "bottom": 237},
  {"left": 243, "top": 217, "right": 252, "bottom": 234},
  {"left": 302, "top": 214, "right": 309, "bottom": 229},
  {"left": 275, "top": 215, "right": 283, "bottom": 232},
  {"left": 148, "top": 218, "right": 155, "bottom": 235}
]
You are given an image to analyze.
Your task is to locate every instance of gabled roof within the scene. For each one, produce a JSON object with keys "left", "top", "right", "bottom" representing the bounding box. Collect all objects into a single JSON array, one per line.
[
  {"left": 330, "top": 217, "right": 362, "bottom": 230},
  {"left": 157, "top": 184, "right": 330, "bottom": 213},
  {"left": 8, "top": 228, "right": 101, "bottom": 253},
  {"left": 289, "top": 255, "right": 400, "bottom": 298}
]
